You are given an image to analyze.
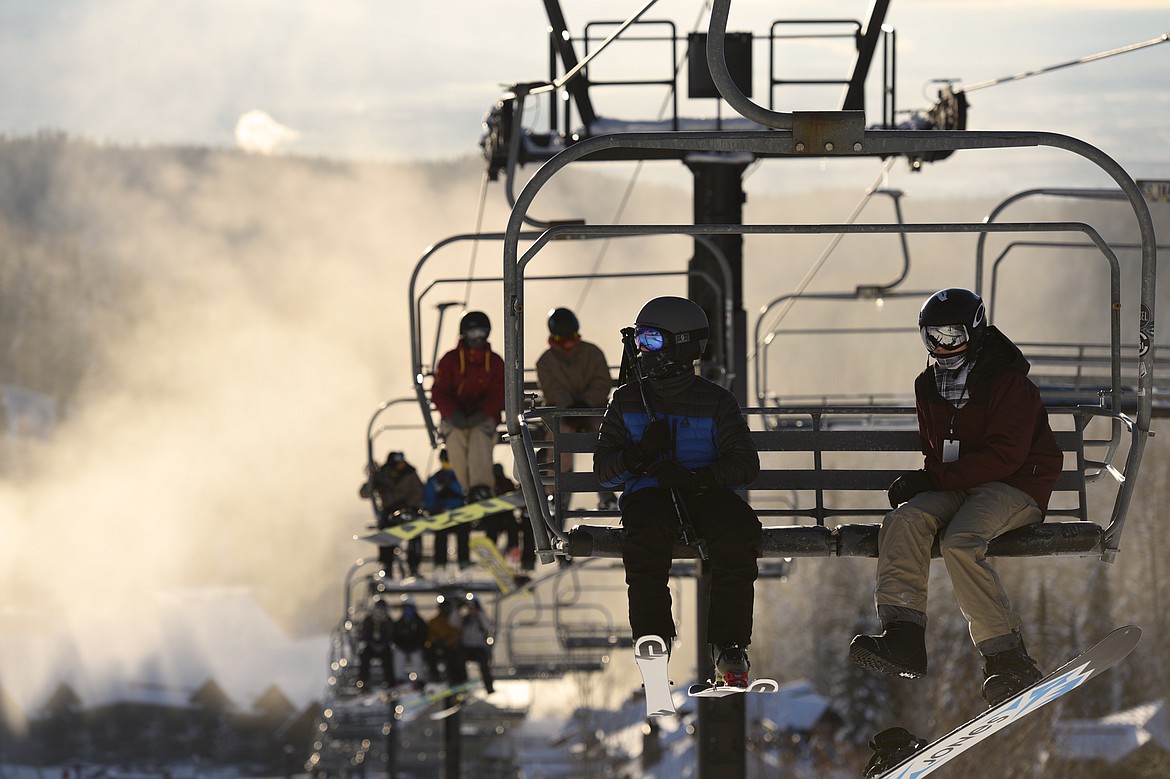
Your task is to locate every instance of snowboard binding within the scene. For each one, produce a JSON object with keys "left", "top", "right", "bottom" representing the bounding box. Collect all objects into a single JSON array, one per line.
[{"left": 863, "top": 726, "right": 926, "bottom": 777}]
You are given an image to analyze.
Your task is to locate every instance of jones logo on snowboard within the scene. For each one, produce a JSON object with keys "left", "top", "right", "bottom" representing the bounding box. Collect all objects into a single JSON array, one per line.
[{"left": 874, "top": 625, "right": 1141, "bottom": 779}]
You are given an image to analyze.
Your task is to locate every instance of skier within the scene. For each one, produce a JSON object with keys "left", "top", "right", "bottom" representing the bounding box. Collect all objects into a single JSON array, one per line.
[
  {"left": 424, "top": 596, "right": 467, "bottom": 687},
  {"left": 430, "top": 310, "right": 504, "bottom": 503},
  {"left": 393, "top": 596, "right": 430, "bottom": 689},
  {"left": 593, "top": 296, "right": 762, "bottom": 687},
  {"left": 536, "top": 307, "right": 617, "bottom": 510},
  {"left": 459, "top": 594, "right": 496, "bottom": 694},
  {"left": 357, "top": 599, "right": 398, "bottom": 689},
  {"left": 850, "top": 288, "right": 1062, "bottom": 706}
]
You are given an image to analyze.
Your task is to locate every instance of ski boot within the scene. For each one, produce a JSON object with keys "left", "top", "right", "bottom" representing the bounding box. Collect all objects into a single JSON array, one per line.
[
  {"left": 981, "top": 646, "right": 1042, "bottom": 706},
  {"left": 849, "top": 621, "right": 928, "bottom": 679},
  {"left": 711, "top": 643, "right": 750, "bottom": 688},
  {"left": 863, "top": 727, "right": 926, "bottom": 777}
]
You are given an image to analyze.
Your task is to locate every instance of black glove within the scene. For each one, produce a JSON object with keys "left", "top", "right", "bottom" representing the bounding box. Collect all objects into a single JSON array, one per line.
[
  {"left": 650, "top": 461, "right": 692, "bottom": 490},
  {"left": 448, "top": 410, "right": 469, "bottom": 429},
  {"left": 466, "top": 409, "right": 486, "bottom": 427},
  {"left": 622, "top": 418, "right": 672, "bottom": 473},
  {"left": 887, "top": 469, "right": 938, "bottom": 508},
  {"left": 692, "top": 467, "right": 716, "bottom": 490}
]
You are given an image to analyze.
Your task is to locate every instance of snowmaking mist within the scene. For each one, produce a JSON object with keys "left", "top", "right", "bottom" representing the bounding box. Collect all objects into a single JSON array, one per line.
[
  {"left": 0, "top": 139, "right": 532, "bottom": 710},
  {"left": 2, "top": 135, "right": 1165, "bottom": 716}
]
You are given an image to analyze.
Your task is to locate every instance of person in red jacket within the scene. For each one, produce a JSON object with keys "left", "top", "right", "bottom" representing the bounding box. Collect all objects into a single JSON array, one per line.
[
  {"left": 430, "top": 311, "right": 505, "bottom": 501},
  {"left": 850, "top": 288, "right": 1062, "bottom": 707}
]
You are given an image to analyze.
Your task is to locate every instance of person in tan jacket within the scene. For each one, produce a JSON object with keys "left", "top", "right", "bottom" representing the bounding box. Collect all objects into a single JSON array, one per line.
[{"left": 536, "top": 307, "right": 616, "bottom": 509}]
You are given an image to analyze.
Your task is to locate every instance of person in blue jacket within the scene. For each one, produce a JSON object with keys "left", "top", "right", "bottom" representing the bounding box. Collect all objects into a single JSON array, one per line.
[
  {"left": 593, "top": 296, "right": 762, "bottom": 687},
  {"left": 424, "top": 449, "right": 468, "bottom": 570}
]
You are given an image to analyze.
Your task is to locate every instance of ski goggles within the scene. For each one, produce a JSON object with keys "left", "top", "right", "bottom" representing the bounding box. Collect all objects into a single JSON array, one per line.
[
  {"left": 634, "top": 326, "right": 667, "bottom": 352},
  {"left": 464, "top": 327, "right": 489, "bottom": 341},
  {"left": 921, "top": 324, "right": 969, "bottom": 354}
]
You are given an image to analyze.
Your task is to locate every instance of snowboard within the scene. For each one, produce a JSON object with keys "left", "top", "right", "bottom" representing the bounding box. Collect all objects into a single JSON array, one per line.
[
  {"left": 872, "top": 625, "right": 1141, "bottom": 779},
  {"left": 357, "top": 491, "right": 526, "bottom": 545},
  {"left": 634, "top": 635, "right": 676, "bottom": 717},
  {"left": 688, "top": 678, "right": 780, "bottom": 698}
]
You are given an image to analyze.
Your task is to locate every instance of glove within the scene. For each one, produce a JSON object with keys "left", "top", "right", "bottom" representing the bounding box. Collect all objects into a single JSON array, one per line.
[
  {"left": 650, "top": 460, "right": 692, "bottom": 490},
  {"left": 692, "top": 467, "right": 716, "bottom": 490},
  {"left": 622, "top": 418, "right": 672, "bottom": 473},
  {"left": 448, "top": 410, "right": 469, "bottom": 429},
  {"left": 887, "top": 469, "right": 938, "bottom": 508},
  {"left": 466, "top": 410, "right": 486, "bottom": 427}
]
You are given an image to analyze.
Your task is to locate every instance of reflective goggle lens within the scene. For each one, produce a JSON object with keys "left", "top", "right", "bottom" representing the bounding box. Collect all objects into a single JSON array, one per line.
[
  {"left": 635, "top": 326, "right": 666, "bottom": 352},
  {"left": 465, "top": 327, "right": 489, "bottom": 341},
  {"left": 921, "top": 324, "right": 968, "bottom": 353}
]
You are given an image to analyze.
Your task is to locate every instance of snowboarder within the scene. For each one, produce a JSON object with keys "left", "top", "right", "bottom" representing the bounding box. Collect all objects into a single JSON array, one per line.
[
  {"left": 360, "top": 450, "right": 425, "bottom": 576},
  {"left": 594, "top": 296, "right": 762, "bottom": 687},
  {"left": 850, "top": 288, "right": 1062, "bottom": 706},
  {"left": 424, "top": 449, "right": 468, "bottom": 571},
  {"left": 359, "top": 450, "right": 424, "bottom": 522}
]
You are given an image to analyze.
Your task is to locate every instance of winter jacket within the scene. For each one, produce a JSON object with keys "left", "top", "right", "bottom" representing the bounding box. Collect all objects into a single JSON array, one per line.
[
  {"left": 426, "top": 613, "right": 461, "bottom": 650},
  {"left": 593, "top": 371, "right": 759, "bottom": 500},
  {"left": 360, "top": 610, "right": 394, "bottom": 649},
  {"left": 431, "top": 340, "right": 506, "bottom": 422},
  {"left": 536, "top": 338, "right": 613, "bottom": 408},
  {"left": 460, "top": 608, "right": 492, "bottom": 650},
  {"left": 393, "top": 608, "right": 429, "bottom": 653},
  {"left": 424, "top": 468, "right": 465, "bottom": 513},
  {"left": 360, "top": 463, "right": 424, "bottom": 514},
  {"left": 915, "top": 326, "right": 1062, "bottom": 513}
]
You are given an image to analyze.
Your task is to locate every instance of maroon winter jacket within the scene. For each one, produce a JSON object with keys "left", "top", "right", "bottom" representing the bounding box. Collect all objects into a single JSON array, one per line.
[
  {"left": 914, "top": 327, "right": 1062, "bottom": 513},
  {"left": 431, "top": 341, "right": 506, "bottom": 422}
]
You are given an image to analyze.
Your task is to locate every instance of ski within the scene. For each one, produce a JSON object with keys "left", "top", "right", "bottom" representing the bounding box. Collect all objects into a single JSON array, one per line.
[
  {"left": 634, "top": 635, "right": 676, "bottom": 717},
  {"left": 688, "top": 678, "right": 780, "bottom": 698},
  {"left": 872, "top": 625, "right": 1141, "bottom": 779},
  {"left": 470, "top": 535, "right": 517, "bottom": 595},
  {"left": 356, "top": 491, "right": 526, "bottom": 545}
]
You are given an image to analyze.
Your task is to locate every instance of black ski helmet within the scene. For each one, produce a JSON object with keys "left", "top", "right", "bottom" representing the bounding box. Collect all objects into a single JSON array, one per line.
[
  {"left": 459, "top": 311, "right": 491, "bottom": 340},
  {"left": 634, "top": 296, "right": 709, "bottom": 364},
  {"left": 547, "top": 307, "right": 579, "bottom": 338},
  {"left": 918, "top": 288, "right": 987, "bottom": 355}
]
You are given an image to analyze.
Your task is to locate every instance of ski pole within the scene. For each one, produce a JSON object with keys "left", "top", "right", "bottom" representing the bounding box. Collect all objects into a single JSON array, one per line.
[{"left": 620, "top": 328, "right": 708, "bottom": 561}]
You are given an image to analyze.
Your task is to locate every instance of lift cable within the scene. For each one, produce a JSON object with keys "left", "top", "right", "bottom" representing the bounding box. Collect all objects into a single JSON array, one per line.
[
  {"left": 461, "top": 168, "right": 492, "bottom": 310},
  {"left": 961, "top": 31, "right": 1170, "bottom": 93}
]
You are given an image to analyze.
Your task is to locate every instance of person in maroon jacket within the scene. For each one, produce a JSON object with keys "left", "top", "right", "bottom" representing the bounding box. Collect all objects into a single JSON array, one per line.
[
  {"left": 430, "top": 311, "right": 505, "bottom": 501},
  {"left": 850, "top": 288, "right": 1062, "bottom": 707}
]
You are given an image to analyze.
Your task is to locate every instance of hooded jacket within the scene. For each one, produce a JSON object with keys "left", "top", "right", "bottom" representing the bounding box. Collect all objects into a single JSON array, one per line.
[
  {"left": 536, "top": 337, "right": 613, "bottom": 408},
  {"left": 915, "top": 326, "right": 1062, "bottom": 513},
  {"left": 431, "top": 340, "right": 506, "bottom": 422}
]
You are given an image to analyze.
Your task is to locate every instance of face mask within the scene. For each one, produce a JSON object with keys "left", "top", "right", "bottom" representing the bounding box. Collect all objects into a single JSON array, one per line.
[
  {"left": 934, "top": 352, "right": 967, "bottom": 371},
  {"left": 639, "top": 349, "right": 676, "bottom": 377}
]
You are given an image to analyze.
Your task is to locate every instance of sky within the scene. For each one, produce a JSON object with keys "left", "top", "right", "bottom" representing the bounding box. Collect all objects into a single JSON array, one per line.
[{"left": 0, "top": 0, "right": 1168, "bottom": 193}]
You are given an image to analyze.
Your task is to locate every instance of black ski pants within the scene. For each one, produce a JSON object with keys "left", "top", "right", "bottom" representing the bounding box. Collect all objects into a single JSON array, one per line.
[{"left": 622, "top": 487, "right": 761, "bottom": 647}]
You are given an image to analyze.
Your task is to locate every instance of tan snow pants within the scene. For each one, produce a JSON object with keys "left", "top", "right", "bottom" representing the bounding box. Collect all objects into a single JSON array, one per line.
[{"left": 875, "top": 482, "right": 1041, "bottom": 647}]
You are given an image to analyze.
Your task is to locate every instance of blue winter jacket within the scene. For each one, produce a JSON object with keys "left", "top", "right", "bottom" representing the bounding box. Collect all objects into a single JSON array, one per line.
[{"left": 593, "top": 372, "right": 759, "bottom": 502}]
